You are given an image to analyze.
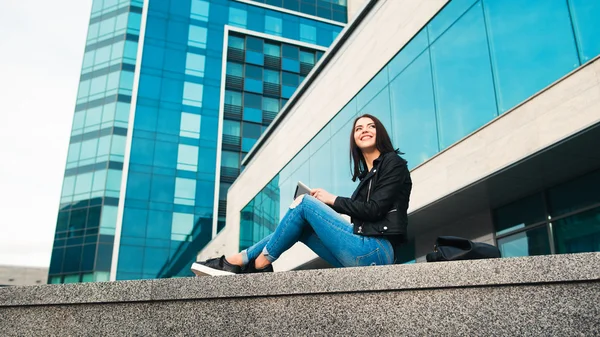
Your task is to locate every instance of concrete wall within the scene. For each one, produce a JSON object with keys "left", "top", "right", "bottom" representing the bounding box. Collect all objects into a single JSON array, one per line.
[
  {"left": 1, "top": 253, "right": 599, "bottom": 336},
  {"left": 0, "top": 265, "right": 48, "bottom": 287}
]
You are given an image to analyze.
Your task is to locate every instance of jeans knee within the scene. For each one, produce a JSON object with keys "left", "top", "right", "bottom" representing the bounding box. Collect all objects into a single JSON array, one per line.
[{"left": 290, "top": 194, "right": 305, "bottom": 209}]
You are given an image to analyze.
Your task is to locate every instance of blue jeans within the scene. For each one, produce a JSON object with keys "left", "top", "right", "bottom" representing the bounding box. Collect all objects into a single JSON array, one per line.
[{"left": 241, "top": 195, "right": 394, "bottom": 268}]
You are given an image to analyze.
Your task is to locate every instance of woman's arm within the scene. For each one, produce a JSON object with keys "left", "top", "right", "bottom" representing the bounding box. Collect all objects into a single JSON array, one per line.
[{"left": 331, "top": 157, "right": 407, "bottom": 221}]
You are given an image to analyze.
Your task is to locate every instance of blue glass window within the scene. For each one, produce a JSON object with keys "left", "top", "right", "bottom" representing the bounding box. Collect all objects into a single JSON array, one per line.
[
  {"left": 190, "top": 0, "right": 210, "bottom": 22},
  {"left": 245, "top": 51, "right": 264, "bottom": 66},
  {"left": 389, "top": 50, "right": 439, "bottom": 168},
  {"left": 282, "top": 58, "right": 300, "bottom": 73},
  {"left": 265, "top": 15, "right": 283, "bottom": 36},
  {"left": 484, "top": 0, "right": 579, "bottom": 113},
  {"left": 227, "top": 62, "right": 243, "bottom": 76},
  {"left": 243, "top": 107, "right": 262, "bottom": 123},
  {"left": 229, "top": 7, "right": 248, "bottom": 28},
  {"left": 180, "top": 112, "right": 201, "bottom": 139},
  {"left": 264, "top": 43, "right": 280, "bottom": 57},
  {"left": 229, "top": 35, "right": 245, "bottom": 50},
  {"left": 121, "top": 207, "right": 148, "bottom": 238},
  {"left": 177, "top": 144, "right": 199, "bottom": 171},
  {"left": 188, "top": 25, "right": 208, "bottom": 49},
  {"left": 183, "top": 82, "right": 204, "bottom": 107},
  {"left": 429, "top": 2, "right": 497, "bottom": 149},
  {"left": 568, "top": 0, "right": 600, "bottom": 63},
  {"left": 264, "top": 70, "right": 280, "bottom": 84},
  {"left": 300, "top": 23, "right": 317, "bottom": 44},
  {"left": 171, "top": 212, "right": 194, "bottom": 241},
  {"left": 174, "top": 177, "right": 196, "bottom": 206},
  {"left": 185, "top": 53, "right": 206, "bottom": 77}
]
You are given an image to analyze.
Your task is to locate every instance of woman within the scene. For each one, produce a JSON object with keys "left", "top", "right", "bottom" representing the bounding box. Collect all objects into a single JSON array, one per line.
[{"left": 191, "top": 114, "right": 412, "bottom": 276}]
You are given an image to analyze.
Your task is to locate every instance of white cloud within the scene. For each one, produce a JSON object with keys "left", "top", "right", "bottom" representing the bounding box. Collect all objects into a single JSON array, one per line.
[{"left": 0, "top": 0, "right": 93, "bottom": 267}]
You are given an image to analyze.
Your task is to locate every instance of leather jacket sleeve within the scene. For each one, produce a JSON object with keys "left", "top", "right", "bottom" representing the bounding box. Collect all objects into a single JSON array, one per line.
[{"left": 331, "top": 156, "right": 408, "bottom": 221}]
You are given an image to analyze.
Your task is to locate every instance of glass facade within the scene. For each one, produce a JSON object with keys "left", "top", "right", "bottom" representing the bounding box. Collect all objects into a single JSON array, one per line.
[
  {"left": 241, "top": 0, "right": 600, "bottom": 262},
  {"left": 495, "top": 170, "right": 600, "bottom": 257},
  {"left": 246, "top": 0, "right": 347, "bottom": 23},
  {"left": 219, "top": 33, "right": 322, "bottom": 232},
  {"left": 50, "top": 0, "right": 344, "bottom": 283},
  {"left": 49, "top": 0, "right": 143, "bottom": 284}
]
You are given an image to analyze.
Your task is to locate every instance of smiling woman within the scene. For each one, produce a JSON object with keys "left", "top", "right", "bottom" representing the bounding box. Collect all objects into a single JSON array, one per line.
[{"left": 191, "top": 114, "right": 412, "bottom": 276}]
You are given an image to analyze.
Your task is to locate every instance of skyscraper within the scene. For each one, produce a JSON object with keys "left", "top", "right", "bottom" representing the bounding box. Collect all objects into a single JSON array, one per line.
[{"left": 49, "top": 0, "right": 349, "bottom": 283}]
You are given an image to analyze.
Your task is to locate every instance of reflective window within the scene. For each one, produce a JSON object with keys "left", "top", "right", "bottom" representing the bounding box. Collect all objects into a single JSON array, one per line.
[
  {"left": 229, "top": 7, "right": 247, "bottom": 28},
  {"left": 497, "top": 226, "right": 551, "bottom": 258},
  {"left": 188, "top": 25, "right": 208, "bottom": 49},
  {"left": 180, "top": 112, "right": 201, "bottom": 139},
  {"left": 484, "top": 0, "right": 579, "bottom": 113},
  {"left": 177, "top": 144, "right": 199, "bottom": 171},
  {"left": 429, "top": 2, "right": 497, "bottom": 149},
  {"left": 183, "top": 82, "right": 203, "bottom": 107},
  {"left": 185, "top": 53, "right": 206, "bottom": 77},
  {"left": 265, "top": 15, "right": 283, "bottom": 36},
  {"left": 553, "top": 207, "right": 600, "bottom": 254},
  {"left": 190, "top": 0, "right": 210, "bottom": 22},
  {"left": 568, "top": 0, "right": 600, "bottom": 63},
  {"left": 174, "top": 177, "right": 196, "bottom": 206},
  {"left": 389, "top": 50, "right": 439, "bottom": 168}
]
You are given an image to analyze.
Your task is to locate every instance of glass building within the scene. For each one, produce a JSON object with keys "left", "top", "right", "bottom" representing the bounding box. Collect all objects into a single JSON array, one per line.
[
  {"left": 49, "top": 0, "right": 347, "bottom": 283},
  {"left": 212, "top": 0, "right": 600, "bottom": 268}
]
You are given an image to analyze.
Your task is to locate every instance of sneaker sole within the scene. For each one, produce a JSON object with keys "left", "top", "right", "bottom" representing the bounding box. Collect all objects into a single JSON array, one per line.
[{"left": 191, "top": 263, "right": 236, "bottom": 276}]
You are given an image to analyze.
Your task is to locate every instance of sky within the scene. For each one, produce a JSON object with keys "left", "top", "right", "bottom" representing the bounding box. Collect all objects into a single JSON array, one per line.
[{"left": 0, "top": 0, "right": 93, "bottom": 267}]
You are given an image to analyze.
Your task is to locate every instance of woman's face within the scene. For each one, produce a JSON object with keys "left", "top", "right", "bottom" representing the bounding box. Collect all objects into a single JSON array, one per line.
[{"left": 353, "top": 117, "right": 377, "bottom": 151}]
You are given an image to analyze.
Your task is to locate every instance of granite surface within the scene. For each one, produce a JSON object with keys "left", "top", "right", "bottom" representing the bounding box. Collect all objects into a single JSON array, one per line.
[
  {"left": 1, "top": 252, "right": 599, "bottom": 307},
  {"left": 1, "top": 281, "right": 598, "bottom": 336}
]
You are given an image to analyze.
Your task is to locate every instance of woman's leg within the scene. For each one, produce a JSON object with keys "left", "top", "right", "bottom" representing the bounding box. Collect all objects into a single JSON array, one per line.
[{"left": 255, "top": 194, "right": 394, "bottom": 267}]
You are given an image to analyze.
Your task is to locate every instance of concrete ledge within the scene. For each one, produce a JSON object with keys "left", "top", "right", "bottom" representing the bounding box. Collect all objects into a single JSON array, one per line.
[{"left": 1, "top": 253, "right": 598, "bottom": 307}]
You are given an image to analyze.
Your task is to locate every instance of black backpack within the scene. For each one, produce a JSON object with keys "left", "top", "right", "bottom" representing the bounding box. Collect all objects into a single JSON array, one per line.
[{"left": 426, "top": 236, "right": 501, "bottom": 262}]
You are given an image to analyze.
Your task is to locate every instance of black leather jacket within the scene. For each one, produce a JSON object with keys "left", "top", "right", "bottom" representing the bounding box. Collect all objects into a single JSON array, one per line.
[{"left": 331, "top": 151, "right": 412, "bottom": 242}]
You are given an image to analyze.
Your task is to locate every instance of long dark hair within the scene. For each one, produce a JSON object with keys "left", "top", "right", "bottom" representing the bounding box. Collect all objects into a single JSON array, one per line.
[{"left": 350, "top": 114, "right": 400, "bottom": 182}]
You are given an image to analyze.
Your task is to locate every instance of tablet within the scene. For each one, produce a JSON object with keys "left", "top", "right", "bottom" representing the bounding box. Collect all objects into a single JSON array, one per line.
[{"left": 294, "top": 181, "right": 311, "bottom": 199}]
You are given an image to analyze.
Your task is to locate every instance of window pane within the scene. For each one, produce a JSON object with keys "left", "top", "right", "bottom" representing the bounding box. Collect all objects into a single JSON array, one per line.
[
  {"left": 264, "top": 70, "right": 280, "bottom": 84},
  {"left": 222, "top": 151, "right": 240, "bottom": 169},
  {"left": 497, "top": 226, "right": 550, "bottom": 258},
  {"left": 300, "top": 51, "right": 314, "bottom": 64},
  {"left": 265, "top": 16, "right": 283, "bottom": 36},
  {"left": 225, "top": 90, "right": 242, "bottom": 106},
  {"left": 548, "top": 170, "right": 600, "bottom": 218},
  {"left": 389, "top": 50, "right": 439, "bottom": 168},
  {"left": 182, "top": 82, "right": 203, "bottom": 107},
  {"left": 262, "top": 97, "right": 279, "bottom": 112},
  {"left": 188, "top": 25, "right": 208, "bottom": 48},
  {"left": 299, "top": 23, "right": 317, "bottom": 44},
  {"left": 264, "top": 43, "right": 280, "bottom": 57},
  {"left": 177, "top": 144, "right": 199, "bottom": 171},
  {"left": 554, "top": 207, "right": 600, "bottom": 254},
  {"left": 429, "top": 2, "right": 497, "bottom": 149},
  {"left": 185, "top": 53, "right": 206, "bottom": 77},
  {"left": 228, "top": 35, "right": 245, "bottom": 50},
  {"left": 174, "top": 177, "right": 196, "bottom": 205},
  {"left": 226, "top": 62, "right": 243, "bottom": 76},
  {"left": 190, "top": 0, "right": 210, "bottom": 22},
  {"left": 568, "top": 0, "right": 600, "bottom": 63},
  {"left": 494, "top": 193, "right": 546, "bottom": 235},
  {"left": 484, "top": 0, "right": 579, "bottom": 113},
  {"left": 223, "top": 120, "right": 240, "bottom": 137},
  {"left": 181, "top": 112, "right": 201, "bottom": 139}
]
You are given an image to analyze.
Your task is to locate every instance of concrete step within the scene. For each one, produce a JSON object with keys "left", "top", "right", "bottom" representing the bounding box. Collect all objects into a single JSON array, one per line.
[{"left": 1, "top": 253, "right": 599, "bottom": 336}]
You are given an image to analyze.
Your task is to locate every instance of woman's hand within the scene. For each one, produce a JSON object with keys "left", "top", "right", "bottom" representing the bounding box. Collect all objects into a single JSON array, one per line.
[{"left": 311, "top": 188, "right": 337, "bottom": 206}]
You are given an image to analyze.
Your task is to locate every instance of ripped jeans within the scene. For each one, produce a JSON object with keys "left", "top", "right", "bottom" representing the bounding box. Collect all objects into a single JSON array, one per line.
[{"left": 241, "top": 195, "right": 394, "bottom": 268}]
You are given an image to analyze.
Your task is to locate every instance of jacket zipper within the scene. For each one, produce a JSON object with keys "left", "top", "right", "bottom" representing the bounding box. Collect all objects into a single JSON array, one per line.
[{"left": 359, "top": 180, "right": 373, "bottom": 234}]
